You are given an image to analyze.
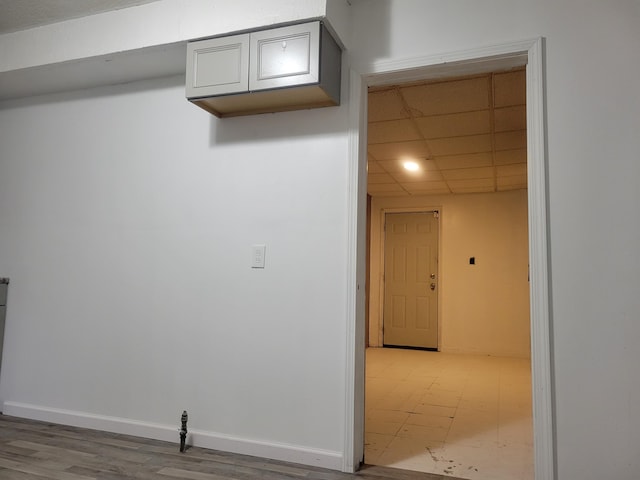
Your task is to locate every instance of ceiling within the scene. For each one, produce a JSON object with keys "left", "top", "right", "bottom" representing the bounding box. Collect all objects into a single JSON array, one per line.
[
  {"left": 0, "top": 0, "right": 161, "bottom": 34},
  {"left": 367, "top": 69, "right": 527, "bottom": 197}
]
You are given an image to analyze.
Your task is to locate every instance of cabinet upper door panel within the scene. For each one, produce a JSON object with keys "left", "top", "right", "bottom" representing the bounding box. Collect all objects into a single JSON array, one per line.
[
  {"left": 249, "top": 22, "right": 320, "bottom": 91},
  {"left": 186, "top": 33, "right": 250, "bottom": 98}
]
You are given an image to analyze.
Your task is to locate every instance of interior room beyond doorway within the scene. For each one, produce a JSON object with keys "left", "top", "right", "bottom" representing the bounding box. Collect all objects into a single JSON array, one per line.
[{"left": 363, "top": 69, "right": 532, "bottom": 479}]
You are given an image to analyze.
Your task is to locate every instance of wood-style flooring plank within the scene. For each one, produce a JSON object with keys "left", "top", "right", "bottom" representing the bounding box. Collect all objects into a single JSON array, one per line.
[
  {"left": 0, "top": 415, "right": 456, "bottom": 480},
  {"left": 0, "top": 456, "right": 95, "bottom": 480},
  {"left": 0, "top": 468, "right": 44, "bottom": 480}
]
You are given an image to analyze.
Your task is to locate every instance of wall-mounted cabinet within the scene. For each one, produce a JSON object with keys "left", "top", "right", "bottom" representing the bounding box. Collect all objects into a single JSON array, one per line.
[{"left": 186, "top": 21, "right": 341, "bottom": 117}]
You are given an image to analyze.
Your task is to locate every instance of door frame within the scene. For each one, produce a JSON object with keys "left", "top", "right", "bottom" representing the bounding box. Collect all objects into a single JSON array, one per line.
[
  {"left": 377, "top": 208, "right": 442, "bottom": 350},
  {"left": 343, "top": 38, "right": 554, "bottom": 479}
]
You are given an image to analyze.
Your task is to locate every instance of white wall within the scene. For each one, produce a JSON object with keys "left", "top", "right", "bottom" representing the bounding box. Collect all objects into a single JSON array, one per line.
[
  {"left": 1, "top": 0, "right": 640, "bottom": 478},
  {"left": 0, "top": 76, "right": 350, "bottom": 466},
  {"left": 369, "top": 190, "right": 530, "bottom": 357},
  {"left": 352, "top": 1, "right": 640, "bottom": 478}
]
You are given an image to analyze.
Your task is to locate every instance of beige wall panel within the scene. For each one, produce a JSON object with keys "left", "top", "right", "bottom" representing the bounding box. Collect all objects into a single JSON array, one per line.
[{"left": 369, "top": 190, "right": 530, "bottom": 358}]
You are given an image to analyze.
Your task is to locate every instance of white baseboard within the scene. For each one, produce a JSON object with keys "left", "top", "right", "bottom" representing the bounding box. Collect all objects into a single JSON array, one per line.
[{"left": 2, "top": 401, "right": 343, "bottom": 471}]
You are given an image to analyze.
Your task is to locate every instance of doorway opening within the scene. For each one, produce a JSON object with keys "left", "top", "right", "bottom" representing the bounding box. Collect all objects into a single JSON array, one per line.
[
  {"left": 343, "top": 38, "right": 552, "bottom": 480},
  {"left": 364, "top": 69, "right": 532, "bottom": 479}
]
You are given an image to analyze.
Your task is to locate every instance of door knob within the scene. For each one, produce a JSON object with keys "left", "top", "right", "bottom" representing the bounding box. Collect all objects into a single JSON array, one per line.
[
  {"left": 430, "top": 273, "right": 436, "bottom": 279},
  {"left": 430, "top": 283, "right": 436, "bottom": 290}
]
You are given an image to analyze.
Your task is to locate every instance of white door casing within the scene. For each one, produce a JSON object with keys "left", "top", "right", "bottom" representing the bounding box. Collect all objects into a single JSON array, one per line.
[{"left": 343, "top": 38, "right": 553, "bottom": 479}]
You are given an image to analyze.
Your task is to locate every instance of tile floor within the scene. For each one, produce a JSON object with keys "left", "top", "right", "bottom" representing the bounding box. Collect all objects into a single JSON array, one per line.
[{"left": 365, "top": 348, "right": 533, "bottom": 480}]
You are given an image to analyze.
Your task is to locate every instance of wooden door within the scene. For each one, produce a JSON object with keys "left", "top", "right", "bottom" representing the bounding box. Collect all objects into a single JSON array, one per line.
[{"left": 383, "top": 212, "right": 439, "bottom": 349}]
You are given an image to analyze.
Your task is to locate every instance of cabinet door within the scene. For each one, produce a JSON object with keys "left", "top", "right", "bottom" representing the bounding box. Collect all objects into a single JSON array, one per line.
[
  {"left": 249, "top": 22, "right": 320, "bottom": 91},
  {"left": 186, "top": 33, "right": 250, "bottom": 98}
]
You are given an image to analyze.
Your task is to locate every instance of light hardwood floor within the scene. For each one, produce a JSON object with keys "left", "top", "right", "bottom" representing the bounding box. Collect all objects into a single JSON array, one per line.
[{"left": 0, "top": 415, "right": 469, "bottom": 480}]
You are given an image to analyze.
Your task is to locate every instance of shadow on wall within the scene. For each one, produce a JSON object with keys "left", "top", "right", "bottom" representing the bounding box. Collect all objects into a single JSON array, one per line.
[
  {"left": 0, "top": 75, "right": 186, "bottom": 111},
  {"left": 350, "top": 0, "right": 391, "bottom": 62},
  {"left": 208, "top": 103, "right": 348, "bottom": 146}
]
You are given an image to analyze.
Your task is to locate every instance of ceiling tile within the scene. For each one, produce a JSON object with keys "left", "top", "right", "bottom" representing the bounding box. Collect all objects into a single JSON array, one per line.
[
  {"left": 434, "top": 152, "right": 494, "bottom": 170},
  {"left": 369, "top": 191, "right": 411, "bottom": 197},
  {"left": 497, "top": 163, "right": 527, "bottom": 177},
  {"left": 368, "top": 88, "right": 410, "bottom": 122},
  {"left": 494, "top": 149, "right": 526, "bottom": 165},
  {"left": 428, "top": 134, "right": 492, "bottom": 156},
  {"left": 451, "top": 185, "right": 495, "bottom": 194},
  {"left": 402, "top": 182, "right": 451, "bottom": 195},
  {"left": 378, "top": 158, "right": 438, "bottom": 173},
  {"left": 494, "top": 70, "right": 526, "bottom": 107},
  {"left": 400, "top": 76, "right": 491, "bottom": 116},
  {"left": 448, "top": 178, "right": 494, "bottom": 190},
  {"left": 497, "top": 184, "right": 527, "bottom": 192},
  {"left": 368, "top": 140, "right": 431, "bottom": 160},
  {"left": 368, "top": 119, "right": 421, "bottom": 144},
  {"left": 368, "top": 173, "right": 396, "bottom": 184},
  {"left": 366, "top": 69, "right": 527, "bottom": 198},
  {"left": 494, "top": 105, "right": 526, "bottom": 132},
  {"left": 415, "top": 110, "right": 491, "bottom": 139},
  {"left": 497, "top": 174, "right": 527, "bottom": 190},
  {"left": 442, "top": 167, "right": 494, "bottom": 181},
  {"left": 495, "top": 130, "right": 526, "bottom": 151},
  {"left": 390, "top": 169, "right": 444, "bottom": 183}
]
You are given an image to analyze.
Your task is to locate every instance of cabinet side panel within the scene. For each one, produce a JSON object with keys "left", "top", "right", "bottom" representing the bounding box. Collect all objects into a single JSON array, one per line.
[{"left": 319, "top": 23, "right": 342, "bottom": 105}]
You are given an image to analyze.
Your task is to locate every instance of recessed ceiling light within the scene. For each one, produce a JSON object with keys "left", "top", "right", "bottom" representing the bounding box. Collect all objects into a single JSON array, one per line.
[{"left": 403, "top": 161, "right": 420, "bottom": 172}]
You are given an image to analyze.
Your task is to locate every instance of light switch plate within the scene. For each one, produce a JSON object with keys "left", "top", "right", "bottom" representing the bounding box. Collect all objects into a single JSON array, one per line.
[{"left": 251, "top": 244, "right": 266, "bottom": 268}]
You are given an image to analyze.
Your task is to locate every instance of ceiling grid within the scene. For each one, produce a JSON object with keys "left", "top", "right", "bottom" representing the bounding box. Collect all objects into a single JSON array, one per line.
[{"left": 367, "top": 68, "right": 527, "bottom": 197}]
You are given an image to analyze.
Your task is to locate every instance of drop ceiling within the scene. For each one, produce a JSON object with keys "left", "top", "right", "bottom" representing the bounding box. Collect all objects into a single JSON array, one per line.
[
  {"left": 0, "top": 0, "right": 161, "bottom": 34},
  {"left": 367, "top": 69, "right": 527, "bottom": 197}
]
